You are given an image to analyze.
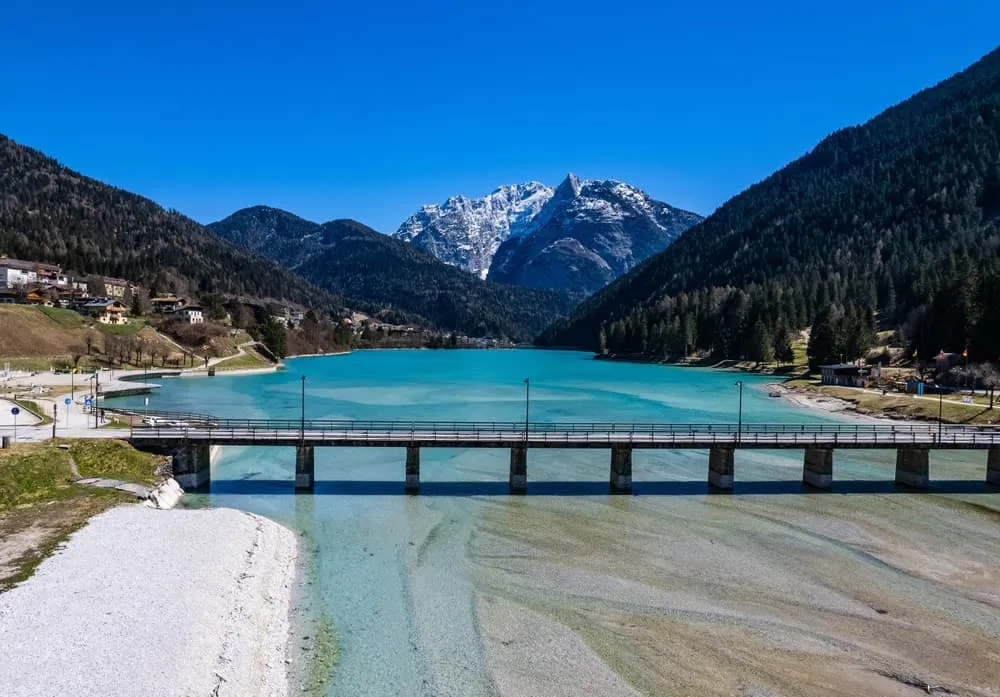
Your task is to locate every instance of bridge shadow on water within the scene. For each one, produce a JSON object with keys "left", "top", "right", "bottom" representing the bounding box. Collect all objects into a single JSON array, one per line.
[{"left": 207, "top": 478, "right": 999, "bottom": 497}]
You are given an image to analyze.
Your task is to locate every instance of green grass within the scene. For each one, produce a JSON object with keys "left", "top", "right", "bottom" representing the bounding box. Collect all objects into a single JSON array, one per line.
[
  {"left": 0, "top": 440, "right": 161, "bottom": 512},
  {"left": 12, "top": 399, "right": 53, "bottom": 426},
  {"left": 213, "top": 350, "right": 273, "bottom": 371},
  {"left": 95, "top": 319, "right": 146, "bottom": 335},
  {"left": 0, "top": 443, "right": 78, "bottom": 511},
  {"left": 68, "top": 439, "right": 160, "bottom": 484},
  {"left": 2, "top": 357, "right": 64, "bottom": 372},
  {"left": 36, "top": 305, "right": 86, "bottom": 328},
  {"left": 232, "top": 330, "right": 254, "bottom": 345}
]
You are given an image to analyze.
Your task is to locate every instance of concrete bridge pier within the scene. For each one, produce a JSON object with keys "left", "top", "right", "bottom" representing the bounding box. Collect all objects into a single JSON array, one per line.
[
  {"left": 405, "top": 446, "right": 420, "bottom": 494},
  {"left": 170, "top": 444, "right": 212, "bottom": 490},
  {"left": 295, "top": 444, "right": 315, "bottom": 491},
  {"left": 988, "top": 448, "right": 1000, "bottom": 486},
  {"left": 895, "top": 447, "right": 929, "bottom": 488},
  {"left": 510, "top": 445, "right": 527, "bottom": 495},
  {"left": 803, "top": 448, "right": 834, "bottom": 489},
  {"left": 708, "top": 447, "right": 734, "bottom": 490},
  {"left": 610, "top": 446, "right": 632, "bottom": 494}
]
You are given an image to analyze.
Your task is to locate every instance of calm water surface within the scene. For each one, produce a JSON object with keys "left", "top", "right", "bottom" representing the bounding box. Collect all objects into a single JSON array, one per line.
[{"left": 108, "top": 350, "right": 1000, "bottom": 696}]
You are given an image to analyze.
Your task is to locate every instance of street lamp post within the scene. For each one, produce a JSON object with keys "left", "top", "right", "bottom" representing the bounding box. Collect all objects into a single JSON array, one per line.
[
  {"left": 523, "top": 377, "right": 530, "bottom": 443},
  {"left": 94, "top": 372, "right": 100, "bottom": 429},
  {"left": 938, "top": 388, "right": 944, "bottom": 441},
  {"left": 300, "top": 375, "right": 306, "bottom": 441},
  {"left": 735, "top": 380, "right": 744, "bottom": 443}
]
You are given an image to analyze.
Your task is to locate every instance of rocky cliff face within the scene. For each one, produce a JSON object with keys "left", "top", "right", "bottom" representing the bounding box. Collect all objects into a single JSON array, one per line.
[
  {"left": 487, "top": 174, "right": 702, "bottom": 293},
  {"left": 393, "top": 174, "right": 701, "bottom": 294},
  {"left": 391, "top": 182, "right": 554, "bottom": 279}
]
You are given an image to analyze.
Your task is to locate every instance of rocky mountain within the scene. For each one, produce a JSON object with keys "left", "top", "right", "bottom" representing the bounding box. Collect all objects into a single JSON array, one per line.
[
  {"left": 392, "top": 182, "right": 553, "bottom": 279},
  {"left": 487, "top": 174, "right": 702, "bottom": 293},
  {"left": 209, "top": 207, "right": 580, "bottom": 341},
  {"left": 538, "top": 46, "right": 1000, "bottom": 363},
  {"left": 392, "top": 175, "right": 701, "bottom": 294},
  {"left": 0, "top": 134, "right": 341, "bottom": 310}
]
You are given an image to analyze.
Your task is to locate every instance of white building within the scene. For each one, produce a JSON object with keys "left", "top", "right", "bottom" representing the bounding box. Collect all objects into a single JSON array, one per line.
[
  {"left": 0, "top": 266, "right": 35, "bottom": 289},
  {"left": 180, "top": 306, "right": 204, "bottom": 324},
  {"left": 0, "top": 257, "right": 62, "bottom": 289}
]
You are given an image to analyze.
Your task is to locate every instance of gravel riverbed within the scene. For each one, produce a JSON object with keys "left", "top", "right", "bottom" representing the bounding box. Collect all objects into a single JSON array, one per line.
[{"left": 0, "top": 506, "right": 298, "bottom": 697}]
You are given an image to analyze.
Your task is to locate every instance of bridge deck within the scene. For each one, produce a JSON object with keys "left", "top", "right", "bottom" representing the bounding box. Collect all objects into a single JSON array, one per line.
[{"left": 126, "top": 421, "right": 1000, "bottom": 450}]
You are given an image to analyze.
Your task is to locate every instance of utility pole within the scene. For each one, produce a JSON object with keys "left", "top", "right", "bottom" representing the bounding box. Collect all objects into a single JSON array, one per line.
[
  {"left": 52, "top": 404, "right": 57, "bottom": 438},
  {"left": 94, "top": 372, "right": 100, "bottom": 429}
]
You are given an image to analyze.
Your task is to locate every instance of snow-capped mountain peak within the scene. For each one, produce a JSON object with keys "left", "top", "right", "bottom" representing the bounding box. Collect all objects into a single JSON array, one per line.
[
  {"left": 392, "top": 175, "right": 703, "bottom": 293},
  {"left": 392, "top": 182, "right": 554, "bottom": 279}
]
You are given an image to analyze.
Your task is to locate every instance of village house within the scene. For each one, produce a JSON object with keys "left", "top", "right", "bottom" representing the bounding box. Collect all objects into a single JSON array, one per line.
[
  {"left": 151, "top": 295, "right": 186, "bottom": 313},
  {"left": 82, "top": 298, "right": 129, "bottom": 325},
  {"left": 271, "top": 307, "right": 305, "bottom": 328},
  {"left": 102, "top": 277, "right": 131, "bottom": 299},
  {"left": 179, "top": 306, "right": 204, "bottom": 324},
  {"left": 820, "top": 363, "right": 869, "bottom": 388}
]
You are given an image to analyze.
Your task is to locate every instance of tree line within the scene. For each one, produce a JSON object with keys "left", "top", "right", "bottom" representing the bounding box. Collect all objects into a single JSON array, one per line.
[{"left": 538, "top": 47, "right": 1000, "bottom": 364}]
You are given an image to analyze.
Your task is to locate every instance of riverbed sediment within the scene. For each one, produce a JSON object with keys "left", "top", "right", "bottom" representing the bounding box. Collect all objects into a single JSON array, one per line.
[{"left": 0, "top": 506, "right": 298, "bottom": 697}]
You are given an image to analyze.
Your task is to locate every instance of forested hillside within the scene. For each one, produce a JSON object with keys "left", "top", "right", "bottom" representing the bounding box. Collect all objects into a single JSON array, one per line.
[
  {"left": 211, "top": 208, "right": 581, "bottom": 341},
  {"left": 538, "top": 47, "right": 1000, "bottom": 364},
  {"left": 0, "top": 135, "right": 343, "bottom": 309}
]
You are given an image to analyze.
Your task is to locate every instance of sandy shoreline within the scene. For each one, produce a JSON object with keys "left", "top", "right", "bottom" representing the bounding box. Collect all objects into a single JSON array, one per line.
[
  {"left": 765, "top": 381, "right": 888, "bottom": 424},
  {"left": 0, "top": 506, "right": 298, "bottom": 697}
]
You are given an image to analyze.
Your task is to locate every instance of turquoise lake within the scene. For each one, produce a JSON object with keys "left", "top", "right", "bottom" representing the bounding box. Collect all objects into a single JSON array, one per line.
[{"left": 108, "top": 350, "right": 1000, "bottom": 697}]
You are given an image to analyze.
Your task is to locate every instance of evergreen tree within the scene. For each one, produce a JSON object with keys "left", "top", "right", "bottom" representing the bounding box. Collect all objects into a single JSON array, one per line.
[{"left": 808, "top": 309, "right": 842, "bottom": 370}]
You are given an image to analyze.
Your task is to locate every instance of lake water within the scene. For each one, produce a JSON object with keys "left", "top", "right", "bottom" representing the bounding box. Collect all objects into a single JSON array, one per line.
[{"left": 109, "top": 350, "right": 1000, "bottom": 696}]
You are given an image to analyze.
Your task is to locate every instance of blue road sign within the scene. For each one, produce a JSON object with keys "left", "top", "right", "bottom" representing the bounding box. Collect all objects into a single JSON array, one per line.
[
  {"left": 64, "top": 397, "right": 72, "bottom": 405},
  {"left": 11, "top": 407, "right": 20, "bottom": 416},
  {"left": 84, "top": 397, "right": 93, "bottom": 406}
]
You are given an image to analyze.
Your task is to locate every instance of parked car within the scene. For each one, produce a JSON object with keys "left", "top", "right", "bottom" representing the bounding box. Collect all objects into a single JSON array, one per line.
[{"left": 141, "top": 417, "right": 159, "bottom": 427}]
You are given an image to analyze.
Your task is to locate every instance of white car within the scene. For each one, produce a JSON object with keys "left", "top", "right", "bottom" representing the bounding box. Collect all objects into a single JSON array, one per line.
[{"left": 141, "top": 417, "right": 159, "bottom": 427}]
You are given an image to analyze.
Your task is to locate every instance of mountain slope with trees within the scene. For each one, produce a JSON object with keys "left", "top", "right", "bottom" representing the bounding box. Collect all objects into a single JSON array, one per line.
[
  {"left": 0, "top": 134, "right": 343, "bottom": 309},
  {"left": 210, "top": 208, "right": 580, "bottom": 340},
  {"left": 538, "top": 47, "right": 1000, "bottom": 364}
]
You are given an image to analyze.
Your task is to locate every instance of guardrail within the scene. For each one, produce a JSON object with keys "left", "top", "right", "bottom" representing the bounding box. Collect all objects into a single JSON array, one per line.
[
  {"left": 125, "top": 421, "right": 1000, "bottom": 448},
  {"left": 127, "top": 419, "right": 996, "bottom": 434},
  {"left": 100, "top": 406, "right": 221, "bottom": 426}
]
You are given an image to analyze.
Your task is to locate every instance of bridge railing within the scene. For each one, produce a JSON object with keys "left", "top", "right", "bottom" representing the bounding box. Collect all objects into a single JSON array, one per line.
[
  {"left": 126, "top": 420, "right": 1000, "bottom": 447},
  {"left": 127, "top": 418, "right": 988, "bottom": 434}
]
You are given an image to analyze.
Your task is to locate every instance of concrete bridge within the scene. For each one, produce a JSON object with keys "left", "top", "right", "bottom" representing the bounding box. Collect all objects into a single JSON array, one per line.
[{"left": 124, "top": 418, "right": 1000, "bottom": 494}]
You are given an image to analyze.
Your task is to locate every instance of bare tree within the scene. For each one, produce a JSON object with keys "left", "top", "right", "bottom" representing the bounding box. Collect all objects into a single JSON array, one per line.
[
  {"left": 976, "top": 363, "right": 1000, "bottom": 410},
  {"left": 69, "top": 344, "right": 85, "bottom": 369}
]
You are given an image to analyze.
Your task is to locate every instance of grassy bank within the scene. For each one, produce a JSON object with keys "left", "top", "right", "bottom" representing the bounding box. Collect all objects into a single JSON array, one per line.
[
  {"left": 0, "top": 439, "right": 163, "bottom": 592},
  {"left": 212, "top": 348, "right": 274, "bottom": 371},
  {"left": 785, "top": 379, "right": 1000, "bottom": 425}
]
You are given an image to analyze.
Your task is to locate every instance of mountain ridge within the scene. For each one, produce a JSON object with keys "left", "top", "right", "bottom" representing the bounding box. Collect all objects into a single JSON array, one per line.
[
  {"left": 209, "top": 207, "right": 581, "bottom": 341},
  {"left": 391, "top": 174, "right": 702, "bottom": 293},
  {"left": 0, "top": 134, "right": 342, "bottom": 310},
  {"left": 537, "top": 46, "right": 1000, "bottom": 363}
]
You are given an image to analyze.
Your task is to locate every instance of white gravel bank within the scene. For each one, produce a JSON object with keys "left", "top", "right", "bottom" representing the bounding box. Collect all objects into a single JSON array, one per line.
[{"left": 0, "top": 506, "right": 298, "bottom": 697}]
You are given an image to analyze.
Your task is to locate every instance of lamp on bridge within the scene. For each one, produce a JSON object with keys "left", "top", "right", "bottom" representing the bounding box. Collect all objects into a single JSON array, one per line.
[
  {"left": 523, "top": 377, "right": 530, "bottom": 443},
  {"left": 735, "top": 380, "right": 744, "bottom": 443},
  {"left": 300, "top": 375, "right": 306, "bottom": 441}
]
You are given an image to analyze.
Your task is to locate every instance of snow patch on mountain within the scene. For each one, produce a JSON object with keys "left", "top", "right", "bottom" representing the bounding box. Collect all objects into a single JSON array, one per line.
[
  {"left": 392, "top": 174, "right": 703, "bottom": 293},
  {"left": 392, "top": 182, "right": 554, "bottom": 279}
]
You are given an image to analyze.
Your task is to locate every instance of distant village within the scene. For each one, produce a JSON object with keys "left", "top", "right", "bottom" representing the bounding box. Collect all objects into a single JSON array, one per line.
[{"left": 0, "top": 255, "right": 513, "bottom": 351}]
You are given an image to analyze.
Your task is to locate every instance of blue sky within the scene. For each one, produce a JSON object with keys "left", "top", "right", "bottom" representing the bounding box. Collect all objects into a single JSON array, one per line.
[{"left": 3, "top": 1, "right": 998, "bottom": 232}]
